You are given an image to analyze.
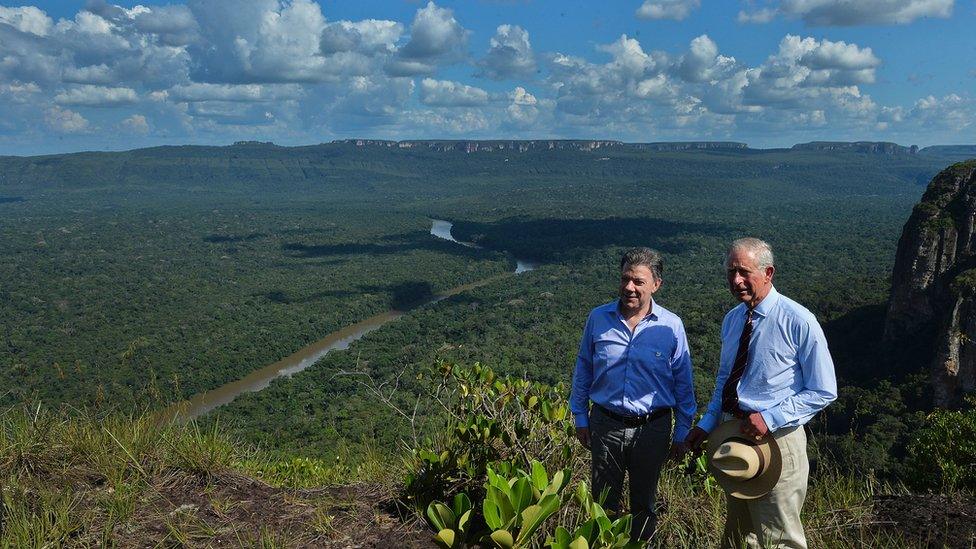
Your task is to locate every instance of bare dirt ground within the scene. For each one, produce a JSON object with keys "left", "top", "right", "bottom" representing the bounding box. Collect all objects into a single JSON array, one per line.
[
  {"left": 87, "top": 472, "right": 433, "bottom": 547},
  {"left": 871, "top": 493, "right": 976, "bottom": 548}
]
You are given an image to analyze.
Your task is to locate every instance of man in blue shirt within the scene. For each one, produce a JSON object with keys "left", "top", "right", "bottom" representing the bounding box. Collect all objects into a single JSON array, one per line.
[
  {"left": 571, "top": 247, "right": 697, "bottom": 541},
  {"left": 686, "top": 238, "right": 837, "bottom": 549}
]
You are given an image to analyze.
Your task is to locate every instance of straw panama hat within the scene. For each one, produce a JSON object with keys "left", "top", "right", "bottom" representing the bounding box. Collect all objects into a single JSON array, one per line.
[{"left": 706, "top": 420, "right": 783, "bottom": 500}]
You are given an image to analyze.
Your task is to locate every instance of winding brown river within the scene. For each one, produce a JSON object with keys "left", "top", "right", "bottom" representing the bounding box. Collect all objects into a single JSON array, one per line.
[{"left": 161, "top": 219, "right": 533, "bottom": 422}]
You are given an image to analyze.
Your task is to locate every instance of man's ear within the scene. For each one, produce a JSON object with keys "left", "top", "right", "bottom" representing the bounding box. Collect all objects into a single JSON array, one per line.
[{"left": 765, "top": 265, "right": 775, "bottom": 281}]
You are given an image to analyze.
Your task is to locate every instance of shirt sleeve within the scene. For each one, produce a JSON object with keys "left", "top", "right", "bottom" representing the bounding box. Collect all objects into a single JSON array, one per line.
[
  {"left": 670, "top": 320, "right": 697, "bottom": 442},
  {"left": 759, "top": 313, "right": 838, "bottom": 431},
  {"left": 697, "top": 313, "right": 735, "bottom": 434},
  {"left": 570, "top": 312, "right": 595, "bottom": 428}
]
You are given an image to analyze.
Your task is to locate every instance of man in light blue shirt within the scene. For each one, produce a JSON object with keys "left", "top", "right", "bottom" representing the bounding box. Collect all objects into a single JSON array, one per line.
[
  {"left": 571, "top": 247, "right": 697, "bottom": 541},
  {"left": 686, "top": 238, "right": 837, "bottom": 549}
]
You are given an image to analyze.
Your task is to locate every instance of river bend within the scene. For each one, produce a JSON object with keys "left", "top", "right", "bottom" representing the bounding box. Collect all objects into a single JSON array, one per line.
[{"left": 163, "top": 219, "right": 532, "bottom": 420}]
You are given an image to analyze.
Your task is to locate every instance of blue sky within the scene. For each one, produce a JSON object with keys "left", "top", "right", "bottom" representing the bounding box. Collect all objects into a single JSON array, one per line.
[{"left": 1, "top": 0, "right": 973, "bottom": 155}]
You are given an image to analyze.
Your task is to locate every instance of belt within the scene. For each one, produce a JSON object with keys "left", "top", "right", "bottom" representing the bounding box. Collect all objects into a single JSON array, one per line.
[{"left": 594, "top": 404, "right": 671, "bottom": 427}]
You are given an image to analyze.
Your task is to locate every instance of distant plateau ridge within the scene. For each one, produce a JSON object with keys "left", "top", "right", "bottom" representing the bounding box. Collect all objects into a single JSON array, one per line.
[{"left": 244, "top": 138, "right": 976, "bottom": 158}]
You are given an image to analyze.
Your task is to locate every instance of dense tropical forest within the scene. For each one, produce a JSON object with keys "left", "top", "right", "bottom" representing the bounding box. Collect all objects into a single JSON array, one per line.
[{"left": 0, "top": 141, "right": 964, "bottom": 481}]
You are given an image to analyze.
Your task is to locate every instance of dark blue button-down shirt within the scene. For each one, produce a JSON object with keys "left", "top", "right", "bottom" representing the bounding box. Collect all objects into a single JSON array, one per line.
[{"left": 570, "top": 299, "right": 696, "bottom": 442}]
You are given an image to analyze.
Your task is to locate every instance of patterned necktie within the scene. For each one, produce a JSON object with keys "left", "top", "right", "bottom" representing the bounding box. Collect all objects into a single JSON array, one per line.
[{"left": 721, "top": 308, "right": 754, "bottom": 418}]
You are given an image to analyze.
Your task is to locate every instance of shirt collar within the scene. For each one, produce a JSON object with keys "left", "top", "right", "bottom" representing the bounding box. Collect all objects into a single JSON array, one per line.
[
  {"left": 751, "top": 286, "right": 779, "bottom": 318},
  {"left": 615, "top": 298, "right": 659, "bottom": 321}
]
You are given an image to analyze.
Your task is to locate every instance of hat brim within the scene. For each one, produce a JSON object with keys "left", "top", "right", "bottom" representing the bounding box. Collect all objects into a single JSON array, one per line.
[{"left": 706, "top": 420, "right": 783, "bottom": 500}]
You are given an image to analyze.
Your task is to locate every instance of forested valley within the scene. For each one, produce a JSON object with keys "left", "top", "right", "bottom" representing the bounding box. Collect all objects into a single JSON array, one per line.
[{"left": 0, "top": 141, "right": 962, "bottom": 485}]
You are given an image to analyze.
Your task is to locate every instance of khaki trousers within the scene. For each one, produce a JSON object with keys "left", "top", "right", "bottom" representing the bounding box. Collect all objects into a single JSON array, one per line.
[{"left": 720, "top": 424, "right": 809, "bottom": 549}]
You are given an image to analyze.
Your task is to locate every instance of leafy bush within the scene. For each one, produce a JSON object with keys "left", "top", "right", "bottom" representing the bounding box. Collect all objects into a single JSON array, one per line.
[
  {"left": 406, "top": 364, "right": 650, "bottom": 548},
  {"left": 427, "top": 461, "right": 641, "bottom": 549},
  {"left": 548, "top": 481, "right": 642, "bottom": 549},
  {"left": 481, "top": 461, "right": 572, "bottom": 548},
  {"left": 402, "top": 362, "right": 577, "bottom": 510},
  {"left": 905, "top": 397, "right": 976, "bottom": 490}
]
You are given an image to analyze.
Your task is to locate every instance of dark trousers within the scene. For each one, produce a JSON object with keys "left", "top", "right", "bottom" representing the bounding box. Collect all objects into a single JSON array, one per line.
[{"left": 590, "top": 406, "right": 672, "bottom": 541}]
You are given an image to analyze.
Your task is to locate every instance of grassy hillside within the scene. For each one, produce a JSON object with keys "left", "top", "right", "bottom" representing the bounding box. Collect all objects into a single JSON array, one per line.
[
  {"left": 4, "top": 371, "right": 972, "bottom": 547},
  {"left": 0, "top": 404, "right": 429, "bottom": 546}
]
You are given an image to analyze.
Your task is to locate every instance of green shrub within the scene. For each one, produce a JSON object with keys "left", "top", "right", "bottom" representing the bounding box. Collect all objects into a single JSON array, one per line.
[
  {"left": 548, "top": 481, "right": 641, "bottom": 549},
  {"left": 402, "top": 362, "right": 577, "bottom": 510},
  {"left": 426, "top": 462, "right": 641, "bottom": 549},
  {"left": 905, "top": 397, "right": 976, "bottom": 490},
  {"left": 481, "top": 461, "right": 572, "bottom": 548},
  {"left": 427, "top": 493, "right": 474, "bottom": 549}
]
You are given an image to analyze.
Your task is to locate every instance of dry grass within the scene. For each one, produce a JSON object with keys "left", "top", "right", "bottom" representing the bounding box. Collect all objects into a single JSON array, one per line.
[
  {"left": 649, "top": 464, "right": 911, "bottom": 548},
  {"left": 0, "top": 404, "right": 952, "bottom": 547},
  {"left": 0, "top": 405, "right": 427, "bottom": 547}
]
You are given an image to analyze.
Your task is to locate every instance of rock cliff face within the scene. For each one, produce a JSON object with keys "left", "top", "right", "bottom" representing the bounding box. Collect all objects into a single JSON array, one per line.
[
  {"left": 335, "top": 139, "right": 624, "bottom": 153},
  {"left": 333, "top": 139, "right": 748, "bottom": 153},
  {"left": 793, "top": 141, "right": 918, "bottom": 155},
  {"left": 885, "top": 160, "right": 976, "bottom": 406}
]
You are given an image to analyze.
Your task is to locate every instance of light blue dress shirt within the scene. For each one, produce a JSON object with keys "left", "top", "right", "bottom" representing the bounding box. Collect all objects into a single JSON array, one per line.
[
  {"left": 698, "top": 287, "right": 838, "bottom": 434},
  {"left": 571, "top": 299, "right": 697, "bottom": 442}
]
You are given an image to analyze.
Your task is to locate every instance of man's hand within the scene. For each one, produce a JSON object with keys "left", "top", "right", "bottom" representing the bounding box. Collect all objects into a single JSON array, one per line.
[
  {"left": 684, "top": 426, "right": 708, "bottom": 450},
  {"left": 669, "top": 441, "right": 690, "bottom": 461},
  {"left": 576, "top": 427, "right": 590, "bottom": 449},
  {"left": 740, "top": 412, "right": 769, "bottom": 440}
]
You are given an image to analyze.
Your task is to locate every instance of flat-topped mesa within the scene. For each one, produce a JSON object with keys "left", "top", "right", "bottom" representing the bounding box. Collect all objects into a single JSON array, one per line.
[
  {"left": 332, "top": 139, "right": 747, "bottom": 153},
  {"left": 334, "top": 139, "right": 623, "bottom": 152},
  {"left": 630, "top": 141, "right": 748, "bottom": 151},
  {"left": 792, "top": 141, "right": 919, "bottom": 155},
  {"left": 885, "top": 160, "right": 976, "bottom": 406}
]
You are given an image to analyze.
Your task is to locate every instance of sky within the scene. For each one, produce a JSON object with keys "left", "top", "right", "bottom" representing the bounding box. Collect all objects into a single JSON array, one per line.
[{"left": 0, "top": 0, "right": 974, "bottom": 155}]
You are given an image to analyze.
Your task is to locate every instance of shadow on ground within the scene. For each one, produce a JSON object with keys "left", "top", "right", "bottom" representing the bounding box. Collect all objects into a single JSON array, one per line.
[
  {"left": 450, "top": 216, "right": 730, "bottom": 262},
  {"left": 263, "top": 281, "right": 434, "bottom": 310}
]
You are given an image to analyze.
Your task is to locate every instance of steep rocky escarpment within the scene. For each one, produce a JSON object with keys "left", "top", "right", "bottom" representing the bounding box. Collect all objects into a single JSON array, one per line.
[
  {"left": 885, "top": 160, "right": 976, "bottom": 406},
  {"left": 792, "top": 141, "right": 918, "bottom": 155}
]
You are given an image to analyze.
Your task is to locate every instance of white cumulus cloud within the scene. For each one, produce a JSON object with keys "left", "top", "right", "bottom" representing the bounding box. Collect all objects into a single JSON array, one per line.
[
  {"left": 387, "top": 2, "right": 469, "bottom": 76},
  {"left": 478, "top": 25, "right": 536, "bottom": 80},
  {"left": 419, "top": 78, "right": 488, "bottom": 107},
  {"left": 0, "top": 6, "right": 53, "bottom": 36},
  {"left": 45, "top": 106, "right": 89, "bottom": 133},
  {"left": 741, "top": 35, "right": 881, "bottom": 112},
  {"left": 54, "top": 85, "right": 138, "bottom": 107},
  {"left": 780, "top": 0, "right": 954, "bottom": 26},
  {"left": 188, "top": 0, "right": 335, "bottom": 83},
  {"left": 737, "top": 8, "right": 779, "bottom": 23},
  {"left": 166, "top": 83, "right": 302, "bottom": 103},
  {"left": 512, "top": 87, "right": 538, "bottom": 106},
  {"left": 677, "top": 35, "right": 738, "bottom": 83},
  {"left": 121, "top": 114, "right": 150, "bottom": 134},
  {"left": 321, "top": 19, "right": 402, "bottom": 55},
  {"left": 635, "top": 0, "right": 701, "bottom": 20},
  {"left": 907, "top": 93, "right": 973, "bottom": 129}
]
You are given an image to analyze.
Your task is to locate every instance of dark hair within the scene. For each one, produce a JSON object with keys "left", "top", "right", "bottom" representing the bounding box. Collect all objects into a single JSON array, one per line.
[{"left": 620, "top": 247, "right": 663, "bottom": 281}]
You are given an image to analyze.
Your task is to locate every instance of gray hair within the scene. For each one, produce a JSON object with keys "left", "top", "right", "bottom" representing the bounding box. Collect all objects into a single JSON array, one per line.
[
  {"left": 620, "top": 247, "right": 664, "bottom": 281},
  {"left": 728, "top": 238, "right": 775, "bottom": 270}
]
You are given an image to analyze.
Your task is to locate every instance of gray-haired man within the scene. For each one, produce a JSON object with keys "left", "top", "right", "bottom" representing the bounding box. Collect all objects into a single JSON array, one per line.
[
  {"left": 571, "top": 247, "right": 697, "bottom": 540},
  {"left": 686, "top": 238, "right": 837, "bottom": 548}
]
